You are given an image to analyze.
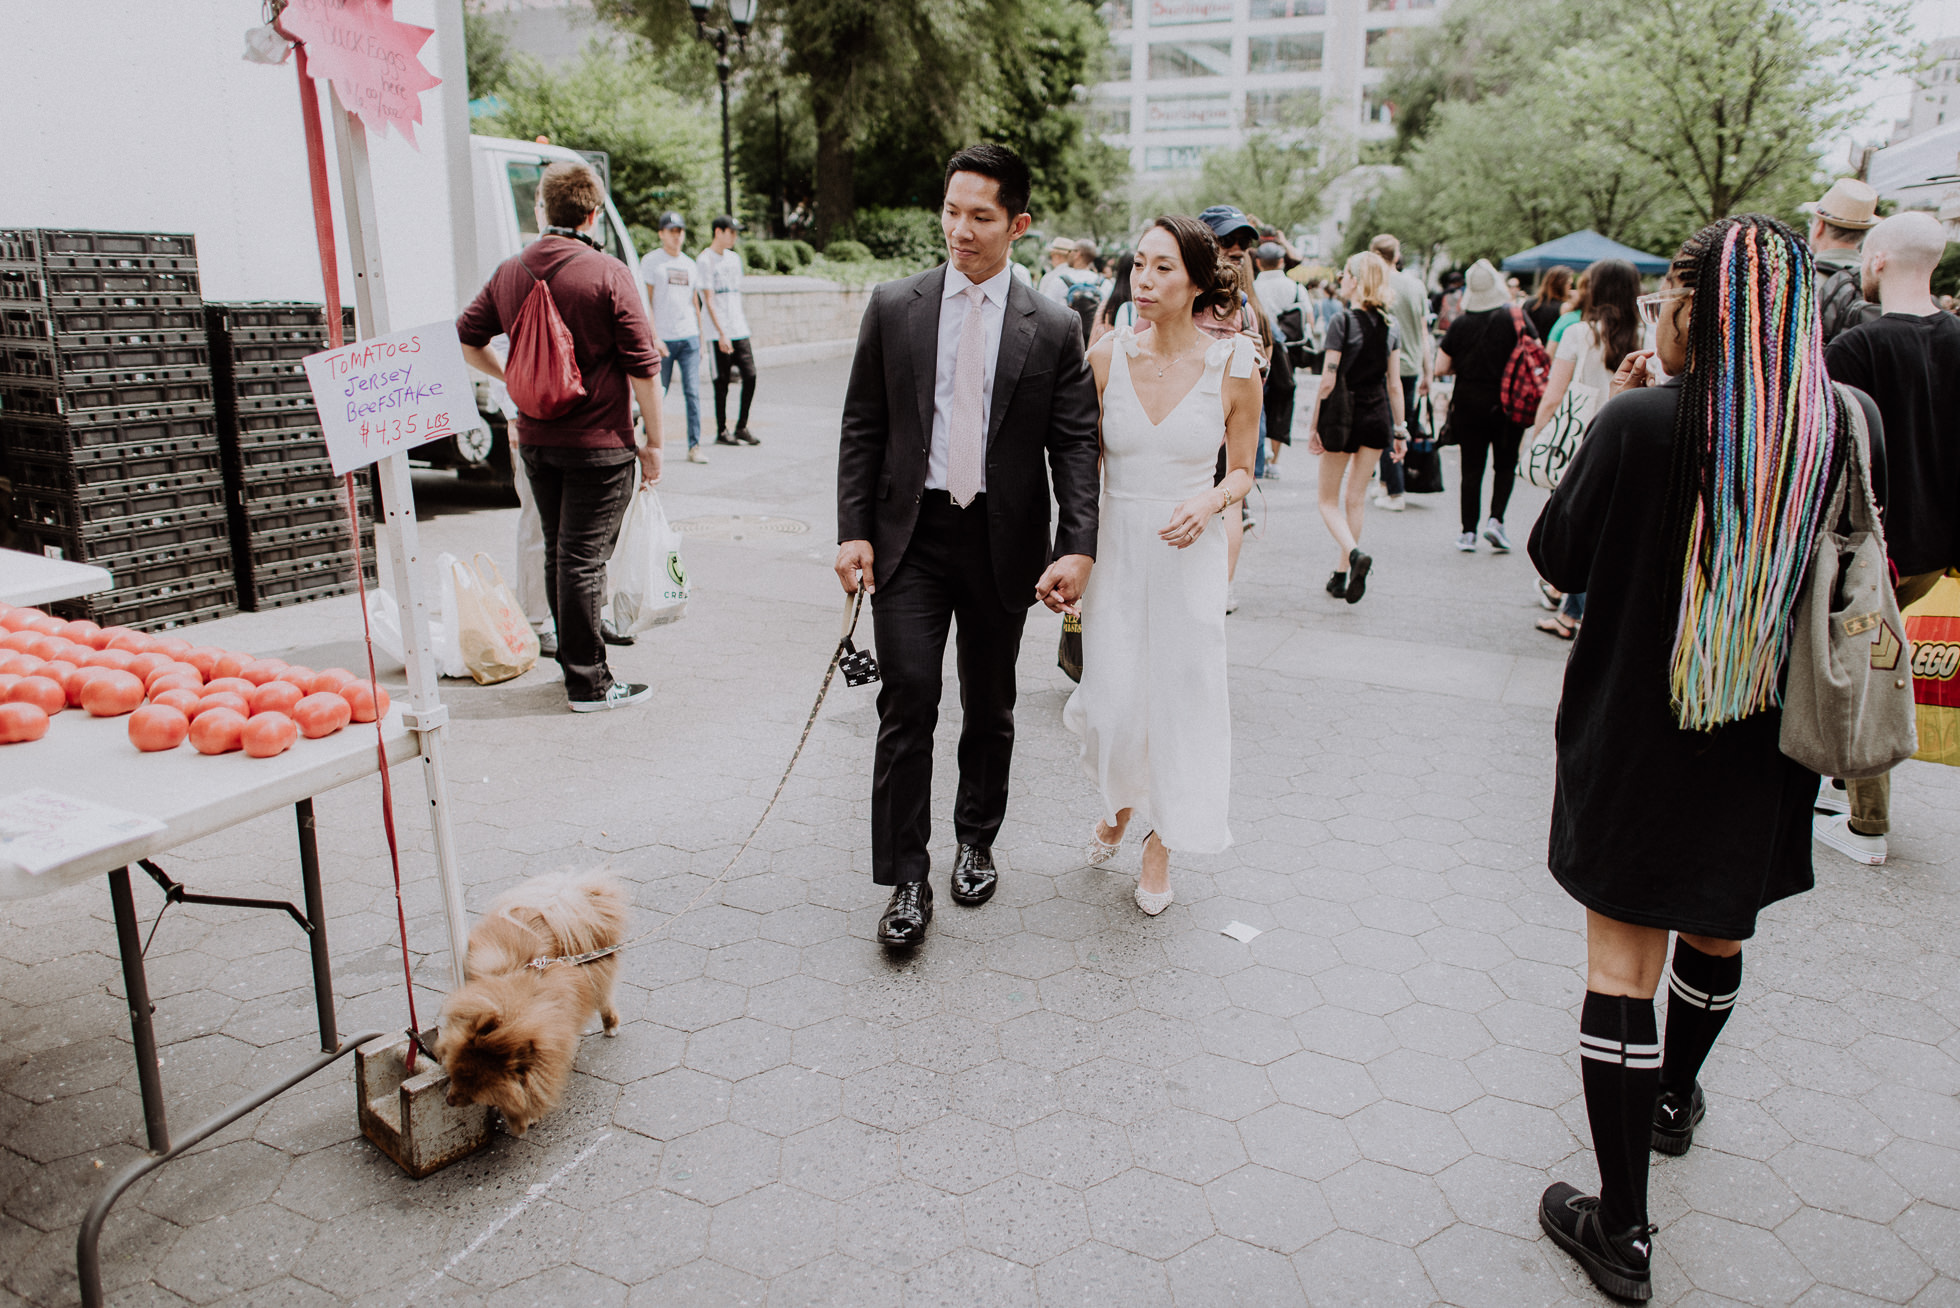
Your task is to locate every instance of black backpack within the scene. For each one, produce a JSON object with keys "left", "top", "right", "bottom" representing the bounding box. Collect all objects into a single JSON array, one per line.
[{"left": 1817, "top": 266, "right": 1879, "bottom": 344}]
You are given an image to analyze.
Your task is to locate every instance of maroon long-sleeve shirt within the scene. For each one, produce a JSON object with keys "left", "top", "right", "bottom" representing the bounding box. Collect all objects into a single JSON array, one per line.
[{"left": 456, "top": 237, "right": 660, "bottom": 450}]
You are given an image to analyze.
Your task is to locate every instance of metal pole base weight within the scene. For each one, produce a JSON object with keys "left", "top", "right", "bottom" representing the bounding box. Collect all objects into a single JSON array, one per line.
[{"left": 357, "top": 1030, "right": 495, "bottom": 1178}]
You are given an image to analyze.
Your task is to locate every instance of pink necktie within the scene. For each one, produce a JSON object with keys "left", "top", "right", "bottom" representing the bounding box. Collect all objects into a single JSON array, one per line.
[{"left": 947, "top": 285, "right": 987, "bottom": 508}]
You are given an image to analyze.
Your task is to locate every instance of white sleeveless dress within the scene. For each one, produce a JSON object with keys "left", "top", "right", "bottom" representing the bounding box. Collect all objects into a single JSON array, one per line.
[{"left": 1063, "top": 328, "right": 1253, "bottom": 855}]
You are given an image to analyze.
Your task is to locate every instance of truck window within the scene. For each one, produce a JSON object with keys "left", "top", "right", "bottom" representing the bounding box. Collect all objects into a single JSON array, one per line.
[{"left": 508, "top": 161, "right": 627, "bottom": 264}]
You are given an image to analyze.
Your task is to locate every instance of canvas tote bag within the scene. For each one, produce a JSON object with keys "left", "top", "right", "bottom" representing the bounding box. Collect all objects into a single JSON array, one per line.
[{"left": 1779, "top": 387, "right": 1917, "bottom": 779}]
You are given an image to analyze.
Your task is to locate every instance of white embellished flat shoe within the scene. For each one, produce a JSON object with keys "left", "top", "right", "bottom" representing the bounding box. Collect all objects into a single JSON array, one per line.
[
  {"left": 1087, "top": 822, "right": 1125, "bottom": 868},
  {"left": 1134, "top": 883, "right": 1175, "bottom": 916}
]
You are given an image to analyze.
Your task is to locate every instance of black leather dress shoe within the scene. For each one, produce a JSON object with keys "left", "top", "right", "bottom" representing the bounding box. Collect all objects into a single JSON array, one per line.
[
  {"left": 950, "top": 844, "right": 998, "bottom": 906},
  {"left": 877, "top": 881, "right": 933, "bottom": 947}
]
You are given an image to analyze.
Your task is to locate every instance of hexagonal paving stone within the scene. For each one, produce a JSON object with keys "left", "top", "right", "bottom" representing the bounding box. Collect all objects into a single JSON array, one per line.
[
  {"left": 1015, "top": 1111, "right": 1134, "bottom": 1190},
  {"left": 1084, "top": 1168, "right": 1214, "bottom": 1259},
  {"left": 1128, "top": 1107, "right": 1248, "bottom": 1185},
  {"left": 1204, "top": 1164, "right": 1333, "bottom": 1254},
  {"left": 703, "top": 1182, "right": 838, "bottom": 1278},
  {"left": 729, "top": 1064, "right": 840, "bottom": 1137},
  {"left": 963, "top": 1172, "right": 1091, "bottom": 1265},
  {"left": 898, "top": 1113, "right": 1017, "bottom": 1195}
]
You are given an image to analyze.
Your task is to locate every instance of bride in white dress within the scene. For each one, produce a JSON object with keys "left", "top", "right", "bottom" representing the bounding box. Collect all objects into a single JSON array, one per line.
[{"left": 1063, "top": 216, "right": 1263, "bottom": 915}]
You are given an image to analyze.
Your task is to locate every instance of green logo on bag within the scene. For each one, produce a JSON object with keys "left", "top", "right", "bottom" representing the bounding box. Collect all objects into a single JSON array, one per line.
[{"left": 667, "top": 551, "right": 687, "bottom": 589}]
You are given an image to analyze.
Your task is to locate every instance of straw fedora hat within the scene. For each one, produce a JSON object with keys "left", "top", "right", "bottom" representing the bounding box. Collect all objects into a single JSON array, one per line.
[
  {"left": 1461, "top": 259, "right": 1509, "bottom": 313},
  {"left": 1808, "top": 178, "right": 1880, "bottom": 231}
]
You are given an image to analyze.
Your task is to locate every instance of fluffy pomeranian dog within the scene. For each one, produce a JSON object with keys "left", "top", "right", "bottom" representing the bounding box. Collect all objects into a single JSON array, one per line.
[{"left": 435, "top": 870, "right": 630, "bottom": 1136}]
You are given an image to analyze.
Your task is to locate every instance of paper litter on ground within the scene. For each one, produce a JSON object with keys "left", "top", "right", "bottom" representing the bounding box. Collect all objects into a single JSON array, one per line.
[{"left": 1220, "top": 920, "right": 1263, "bottom": 943}]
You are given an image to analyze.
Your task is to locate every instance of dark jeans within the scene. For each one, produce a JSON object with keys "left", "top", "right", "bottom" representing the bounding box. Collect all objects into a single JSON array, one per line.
[
  {"left": 712, "top": 337, "right": 758, "bottom": 435},
  {"left": 869, "top": 493, "right": 1029, "bottom": 885},
  {"left": 520, "top": 445, "right": 637, "bottom": 702},
  {"left": 1379, "top": 374, "right": 1419, "bottom": 495},
  {"left": 1453, "top": 403, "right": 1524, "bottom": 533}
]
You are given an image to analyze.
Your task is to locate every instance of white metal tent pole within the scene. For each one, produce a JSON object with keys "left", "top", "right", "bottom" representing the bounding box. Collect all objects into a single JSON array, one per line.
[{"left": 327, "top": 84, "right": 471, "bottom": 990}]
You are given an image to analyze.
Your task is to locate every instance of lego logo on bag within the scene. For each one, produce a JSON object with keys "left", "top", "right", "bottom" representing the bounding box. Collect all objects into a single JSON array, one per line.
[{"left": 1914, "top": 642, "right": 1960, "bottom": 682}]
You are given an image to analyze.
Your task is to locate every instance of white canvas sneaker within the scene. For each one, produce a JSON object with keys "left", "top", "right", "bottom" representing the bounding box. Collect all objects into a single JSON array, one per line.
[
  {"left": 1814, "top": 778, "right": 1850, "bottom": 816},
  {"left": 1813, "top": 813, "right": 1886, "bottom": 865},
  {"left": 1456, "top": 532, "right": 1478, "bottom": 553}
]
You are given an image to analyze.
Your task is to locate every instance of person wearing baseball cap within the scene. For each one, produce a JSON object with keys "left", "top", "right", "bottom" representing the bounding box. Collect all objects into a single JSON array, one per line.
[
  {"left": 1198, "top": 205, "right": 1259, "bottom": 255},
  {"left": 639, "top": 210, "right": 709, "bottom": 462},
  {"left": 1806, "top": 177, "right": 1882, "bottom": 344}
]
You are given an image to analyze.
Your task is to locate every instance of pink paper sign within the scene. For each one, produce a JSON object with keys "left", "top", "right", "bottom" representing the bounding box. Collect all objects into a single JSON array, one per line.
[{"left": 280, "top": 0, "right": 442, "bottom": 148}]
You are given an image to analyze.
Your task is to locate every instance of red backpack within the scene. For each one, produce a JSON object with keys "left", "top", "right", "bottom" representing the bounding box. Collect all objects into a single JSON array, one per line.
[
  {"left": 1498, "top": 303, "right": 1550, "bottom": 425},
  {"left": 503, "top": 249, "right": 586, "bottom": 421}
]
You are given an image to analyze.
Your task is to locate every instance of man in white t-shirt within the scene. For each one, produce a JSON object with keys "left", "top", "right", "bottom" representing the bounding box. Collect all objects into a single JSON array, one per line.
[
  {"left": 1037, "top": 237, "right": 1076, "bottom": 303},
  {"left": 697, "top": 215, "right": 758, "bottom": 445},
  {"left": 640, "top": 211, "right": 709, "bottom": 463}
]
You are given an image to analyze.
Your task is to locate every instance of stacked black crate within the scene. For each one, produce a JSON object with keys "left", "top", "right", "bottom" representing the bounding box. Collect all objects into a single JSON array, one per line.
[
  {"left": 207, "top": 302, "right": 376, "bottom": 611},
  {"left": 0, "top": 229, "right": 239, "bottom": 630}
]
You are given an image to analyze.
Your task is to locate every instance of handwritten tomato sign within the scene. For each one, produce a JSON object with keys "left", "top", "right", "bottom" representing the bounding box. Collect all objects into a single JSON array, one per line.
[
  {"left": 303, "top": 322, "right": 478, "bottom": 475},
  {"left": 278, "top": 0, "right": 442, "bottom": 147}
]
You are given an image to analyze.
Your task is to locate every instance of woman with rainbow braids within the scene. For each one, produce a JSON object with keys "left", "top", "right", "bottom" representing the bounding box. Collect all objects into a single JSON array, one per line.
[{"left": 1526, "top": 214, "right": 1885, "bottom": 1302}]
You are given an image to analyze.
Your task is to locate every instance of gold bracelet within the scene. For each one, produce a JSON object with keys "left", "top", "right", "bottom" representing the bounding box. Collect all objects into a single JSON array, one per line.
[{"left": 1218, "top": 487, "right": 1233, "bottom": 514}]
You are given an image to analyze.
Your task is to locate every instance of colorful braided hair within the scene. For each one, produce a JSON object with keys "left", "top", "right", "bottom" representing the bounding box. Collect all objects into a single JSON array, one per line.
[{"left": 1661, "top": 215, "right": 1846, "bottom": 731}]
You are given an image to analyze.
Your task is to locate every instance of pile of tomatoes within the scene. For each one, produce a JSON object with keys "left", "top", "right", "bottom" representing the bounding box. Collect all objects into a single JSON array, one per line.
[{"left": 0, "top": 604, "right": 390, "bottom": 757}]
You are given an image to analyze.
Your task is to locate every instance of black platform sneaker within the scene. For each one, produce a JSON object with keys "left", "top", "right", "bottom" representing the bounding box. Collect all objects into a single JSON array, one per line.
[
  {"left": 1539, "top": 1182, "right": 1655, "bottom": 1302},
  {"left": 1651, "top": 1082, "right": 1705, "bottom": 1156}
]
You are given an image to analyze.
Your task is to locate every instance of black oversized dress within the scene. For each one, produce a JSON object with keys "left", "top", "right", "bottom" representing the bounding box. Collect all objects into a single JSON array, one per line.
[{"left": 1526, "top": 380, "right": 1885, "bottom": 940}]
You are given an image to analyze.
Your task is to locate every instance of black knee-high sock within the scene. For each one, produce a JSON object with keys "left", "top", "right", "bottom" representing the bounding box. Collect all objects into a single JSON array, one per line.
[
  {"left": 1660, "top": 940, "right": 1742, "bottom": 1094},
  {"left": 1580, "top": 992, "right": 1660, "bottom": 1233}
]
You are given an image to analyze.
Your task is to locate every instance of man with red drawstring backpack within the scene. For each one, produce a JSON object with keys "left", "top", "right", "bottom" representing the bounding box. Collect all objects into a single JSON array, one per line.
[{"left": 457, "top": 161, "right": 661, "bottom": 713}]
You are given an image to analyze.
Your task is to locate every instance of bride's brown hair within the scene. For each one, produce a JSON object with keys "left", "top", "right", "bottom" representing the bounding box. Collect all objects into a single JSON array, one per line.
[{"left": 1149, "top": 215, "right": 1241, "bottom": 315}]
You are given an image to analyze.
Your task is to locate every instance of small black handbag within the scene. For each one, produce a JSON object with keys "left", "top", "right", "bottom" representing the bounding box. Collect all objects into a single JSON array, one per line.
[
  {"left": 839, "top": 591, "right": 879, "bottom": 687},
  {"left": 1057, "top": 612, "right": 1083, "bottom": 683}
]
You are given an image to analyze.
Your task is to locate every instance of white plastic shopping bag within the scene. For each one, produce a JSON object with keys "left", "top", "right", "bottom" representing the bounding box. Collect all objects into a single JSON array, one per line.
[
  {"left": 452, "top": 553, "right": 540, "bottom": 685},
  {"left": 608, "top": 486, "right": 689, "bottom": 634},
  {"left": 363, "top": 588, "right": 406, "bottom": 666},
  {"left": 428, "top": 553, "right": 471, "bottom": 680}
]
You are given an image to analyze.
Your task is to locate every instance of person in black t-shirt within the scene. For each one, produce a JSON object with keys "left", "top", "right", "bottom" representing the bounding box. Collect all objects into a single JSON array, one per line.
[
  {"left": 1436, "top": 259, "right": 1534, "bottom": 552},
  {"left": 1817, "top": 210, "right": 1959, "bottom": 866}
]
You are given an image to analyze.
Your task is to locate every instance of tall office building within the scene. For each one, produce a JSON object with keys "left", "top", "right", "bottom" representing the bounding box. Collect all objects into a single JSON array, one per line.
[
  {"left": 1894, "top": 37, "right": 1960, "bottom": 142},
  {"left": 1090, "top": 0, "right": 1449, "bottom": 183}
]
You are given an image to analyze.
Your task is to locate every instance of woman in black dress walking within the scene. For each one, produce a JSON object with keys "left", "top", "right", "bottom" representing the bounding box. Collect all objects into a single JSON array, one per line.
[{"left": 1526, "top": 215, "right": 1884, "bottom": 1302}]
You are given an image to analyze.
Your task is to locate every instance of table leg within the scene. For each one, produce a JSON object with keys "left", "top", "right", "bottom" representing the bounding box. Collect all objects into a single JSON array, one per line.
[
  {"left": 295, "top": 799, "right": 338, "bottom": 1052},
  {"left": 107, "top": 867, "right": 168, "bottom": 1154}
]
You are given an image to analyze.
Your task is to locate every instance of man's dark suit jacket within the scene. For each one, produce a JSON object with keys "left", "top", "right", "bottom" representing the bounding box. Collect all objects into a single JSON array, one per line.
[{"left": 837, "top": 264, "right": 1101, "bottom": 607}]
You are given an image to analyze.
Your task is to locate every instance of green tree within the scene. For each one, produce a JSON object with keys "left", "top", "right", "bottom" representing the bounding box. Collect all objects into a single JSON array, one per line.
[
  {"left": 462, "top": 0, "right": 514, "bottom": 98},
  {"left": 477, "top": 48, "right": 723, "bottom": 232},
  {"left": 1188, "top": 105, "right": 1343, "bottom": 235}
]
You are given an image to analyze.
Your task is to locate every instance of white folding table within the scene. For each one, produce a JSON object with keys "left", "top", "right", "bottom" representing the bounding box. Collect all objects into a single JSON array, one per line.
[
  {"left": 0, "top": 547, "right": 113, "bottom": 607},
  {"left": 0, "top": 707, "right": 418, "bottom": 1300}
]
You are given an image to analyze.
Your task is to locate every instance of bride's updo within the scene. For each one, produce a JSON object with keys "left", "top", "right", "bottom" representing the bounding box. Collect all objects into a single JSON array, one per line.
[{"left": 1151, "top": 215, "right": 1241, "bottom": 314}]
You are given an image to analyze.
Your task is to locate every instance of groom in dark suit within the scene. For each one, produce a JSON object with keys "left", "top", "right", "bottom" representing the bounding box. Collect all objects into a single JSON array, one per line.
[{"left": 835, "top": 142, "right": 1101, "bottom": 948}]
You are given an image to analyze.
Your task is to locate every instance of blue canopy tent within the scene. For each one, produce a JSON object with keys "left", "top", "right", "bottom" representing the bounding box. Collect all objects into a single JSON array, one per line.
[{"left": 1501, "top": 230, "right": 1670, "bottom": 276}]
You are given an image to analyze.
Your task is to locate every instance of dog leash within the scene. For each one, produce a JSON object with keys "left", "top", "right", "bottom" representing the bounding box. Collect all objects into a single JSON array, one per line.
[{"left": 520, "top": 591, "right": 878, "bottom": 972}]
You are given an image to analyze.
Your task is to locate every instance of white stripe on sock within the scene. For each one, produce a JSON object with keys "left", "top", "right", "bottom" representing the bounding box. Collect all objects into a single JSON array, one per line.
[
  {"left": 1579, "top": 1045, "right": 1622, "bottom": 1064},
  {"left": 1669, "top": 974, "right": 1712, "bottom": 1008},
  {"left": 1580, "top": 1033, "right": 1623, "bottom": 1052},
  {"left": 1625, "top": 1052, "right": 1663, "bottom": 1068}
]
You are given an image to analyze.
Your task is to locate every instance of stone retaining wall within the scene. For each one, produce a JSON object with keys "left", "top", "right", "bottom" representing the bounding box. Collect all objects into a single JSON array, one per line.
[{"left": 740, "top": 275, "right": 874, "bottom": 352}]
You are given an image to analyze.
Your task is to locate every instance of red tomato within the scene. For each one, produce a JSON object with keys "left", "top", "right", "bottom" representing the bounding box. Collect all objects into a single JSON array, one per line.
[
  {"left": 279, "top": 665, "right": 319, "bottom": 690},
  {"left": 149, "top": 636, "right": 192, "bottom": 658},
  {"left": 242, "top": 711, "right": 298, "bottom": 758},
  {"left": 148, "top": 673, "right": 203, "bottom": 698},
  {"left": 249, "top": 680, "right": 305, "bottom": 716},
  {"left": 24, "top": 636, "right": 65, "bottom": 662},
  {"left": 87, "top": 624, "right": 133, "bottom": 650},
  {"left": 0, "top": 631, "right": 39, "bottom": 654},
  {"left": 183, "top": 646, "right": 226, "bottom": 677},
  {"left": 128, "top": 704, "right": 190, "bottom": 752},
  {"left": 83, "top": 648, "right": 137, "bottom": 672},
  {"left": 63, "top": 664, "right": 111, "bottom": 707},
  {"left": 7, "top": 676, "right": 66, "bottom": 715},
  {"left": 193, "top": 691, "right": 252, "bottom": 719},
  {"left": 106, "top": 631, "right": 153, "bottom": 655},
  {"left": 152, "top": 688, "right": 203, "bottom": 716},
  {"left": 0, "top": 701, "right": 50, "bottom": 743},
  {"left": 292, "top": 691, "right": 352, "bottom": 738},
  {"left": 56, "top": 619, "right": 101, "bottom": 645},
  {"left": 0, "top": 608, "right": 45, "bottom": 633},
  {"left": 311, "top": 667, "right": 358, "bottom": 694},
  {"left": 210, "top": 651, "right": 253, "bottom": 680},
  {"left": 54, "top": 642, "right": 96, "bottom": 667},
  {"left": 0, "top": 674, "right": 17, "bottom": 698},
  {"left": 0, "top": 654, "right": 42, "bottom": 678},
  {"left": 189, "top": 707, "right": 247, "bottom": 754},
  {"left": 339, "top": 682, "right": 390, "bottom": 723},
  {"left": 126, "top": 652, "right": 172, "bottom": 685},
  {"left": 239, "top": 659, "right": 290, "bottom": 687},
  {"left": 24, "top": 615, "right": 66, "bottom": 637},
  {"left": 203, "top": 676, "right": 255, "bottom": 697},
  {"left": 82, "top": 669, "right": 145, "bottom": 717},
  {"left": 41, "top": 661, "right": 80, "bottom": 693}
]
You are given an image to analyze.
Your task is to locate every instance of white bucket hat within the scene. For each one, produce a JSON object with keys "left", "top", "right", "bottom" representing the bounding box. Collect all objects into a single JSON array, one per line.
[{"left": 1461, "top": 259, "right": 1509, "bottom": 313}]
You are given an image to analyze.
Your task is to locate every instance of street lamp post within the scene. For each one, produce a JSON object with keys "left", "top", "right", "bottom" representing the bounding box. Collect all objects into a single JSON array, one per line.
[{"left": 688, "top": 0, "right": 756, "bottom": 218}]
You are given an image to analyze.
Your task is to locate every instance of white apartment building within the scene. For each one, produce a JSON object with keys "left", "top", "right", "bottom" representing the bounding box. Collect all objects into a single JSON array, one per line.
[
  {"left": 1089, "top": 0, "right": 1450, "bottom": 178},
  {"left": 1896, "top": 37, "right": 1960, "bottom": 142}
]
